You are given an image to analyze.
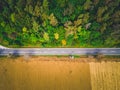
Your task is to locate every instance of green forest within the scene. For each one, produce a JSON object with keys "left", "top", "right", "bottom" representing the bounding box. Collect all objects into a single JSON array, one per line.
[{"left": 0, "top": 0, "right": 120, "bottom": 47}]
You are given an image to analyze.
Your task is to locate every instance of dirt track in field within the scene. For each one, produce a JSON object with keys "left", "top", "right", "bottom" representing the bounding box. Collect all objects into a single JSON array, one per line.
[{"left": 0, "top": 56, "right": 120, "bottom": 90}]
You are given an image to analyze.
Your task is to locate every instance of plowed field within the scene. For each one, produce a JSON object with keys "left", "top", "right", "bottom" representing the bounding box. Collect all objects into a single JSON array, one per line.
[{"left": 0, "top": 57, "right": 120, "bottom": 90}]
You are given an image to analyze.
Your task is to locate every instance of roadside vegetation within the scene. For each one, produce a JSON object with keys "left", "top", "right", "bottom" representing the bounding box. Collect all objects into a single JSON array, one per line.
[
  {"left": 0, "top": 55, "right": 120, "bottom": 62},
  {"left": 0, "top": 0, "right": 120, "bottom": 47}
]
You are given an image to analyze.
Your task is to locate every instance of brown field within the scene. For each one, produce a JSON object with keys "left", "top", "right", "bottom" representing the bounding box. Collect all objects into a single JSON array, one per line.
[
  {"left": 90, "top": 62, "right": 120, "bottom": 90},
  {"left": 0, "top": 56, "right": 120, "bottom": 90}
]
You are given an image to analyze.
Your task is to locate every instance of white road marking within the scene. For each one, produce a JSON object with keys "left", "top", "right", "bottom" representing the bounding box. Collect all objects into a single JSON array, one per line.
[{"left": 110, "top": 51, "right": 116, "bottom": 52}]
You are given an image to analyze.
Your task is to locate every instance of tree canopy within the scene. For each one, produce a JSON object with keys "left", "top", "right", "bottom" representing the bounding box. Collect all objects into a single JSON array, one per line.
[{"left": 0, "top": 0, "right": 120, "bottom": 47}]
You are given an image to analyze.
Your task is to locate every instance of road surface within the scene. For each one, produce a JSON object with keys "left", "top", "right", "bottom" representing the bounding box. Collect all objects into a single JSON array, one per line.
[{"left": 0, "top": 48, "right": 120, "bottom": 55}]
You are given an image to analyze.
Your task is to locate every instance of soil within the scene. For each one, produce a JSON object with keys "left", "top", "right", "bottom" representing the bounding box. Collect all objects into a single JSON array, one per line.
[
  {"left": 0, "top": 56, "right": 91, "bottom": 90},
  {"left": 0, "top": 56, "right": 120, "bottom": 90}
]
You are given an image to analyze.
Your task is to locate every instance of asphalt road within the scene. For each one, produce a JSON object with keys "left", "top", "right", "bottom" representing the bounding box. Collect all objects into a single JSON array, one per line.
[{"left": 0, "top": 48, "right": 120, "bottom": 55}]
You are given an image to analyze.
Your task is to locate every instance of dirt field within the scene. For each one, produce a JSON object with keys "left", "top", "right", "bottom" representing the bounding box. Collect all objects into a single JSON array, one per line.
[
  {"left": 0, "top": 57, "right": 91, "bottom": 90},
  {"left": 90, "top": 62, "right": 120, "bottom": 90},
  {"left": 0, "top": 56, "right": 120, "bottom": 90}
]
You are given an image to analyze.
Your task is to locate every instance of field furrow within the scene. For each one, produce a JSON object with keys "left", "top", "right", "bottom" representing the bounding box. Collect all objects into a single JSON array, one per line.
[{"left": 89, "top": 62, "right": 120, "bottom": 90}]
